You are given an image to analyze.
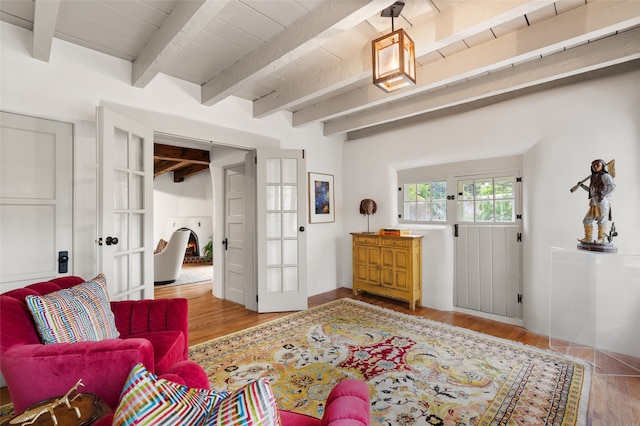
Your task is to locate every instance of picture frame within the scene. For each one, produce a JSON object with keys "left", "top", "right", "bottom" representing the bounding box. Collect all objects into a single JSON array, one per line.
[{"left": 308, "top": 172, "right": 335, "bottom": 223}]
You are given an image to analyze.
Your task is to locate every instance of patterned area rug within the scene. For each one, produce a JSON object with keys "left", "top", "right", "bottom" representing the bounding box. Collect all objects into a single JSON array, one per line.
[{"left": 189, "top": 299, "right": 590, "bottom": 426}]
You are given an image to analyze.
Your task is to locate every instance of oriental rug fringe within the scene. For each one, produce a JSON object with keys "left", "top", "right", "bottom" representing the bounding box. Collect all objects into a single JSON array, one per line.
[{"left": 189, "top": 299, "right": 590, "bottom": 426}]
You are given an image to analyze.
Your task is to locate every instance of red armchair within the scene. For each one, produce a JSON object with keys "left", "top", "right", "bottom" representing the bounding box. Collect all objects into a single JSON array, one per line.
[
  {"left": 0, "top": 276, "right": 209, "bottom": 414},
  {"left": 2, "top": 276, "right": 370, "bottom": 425}
]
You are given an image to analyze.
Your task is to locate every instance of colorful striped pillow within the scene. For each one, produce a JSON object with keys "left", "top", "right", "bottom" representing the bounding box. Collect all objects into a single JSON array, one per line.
[
  {"left": 205, "top": 378, "right": 281, "bottom": 425},
  {"left": 113, "top": 363, "right": 227, "bottom": 426},
  {"left": 25, "top": 274, "right": 119, "bottom": 344},
  {"left": 113, "top": 364, "right": 281, "bottom": 426}
]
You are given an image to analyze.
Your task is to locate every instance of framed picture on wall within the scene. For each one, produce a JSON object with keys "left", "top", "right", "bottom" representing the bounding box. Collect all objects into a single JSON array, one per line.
[{"left": 308, "top": 172, "right": 335, "bottom": 223}]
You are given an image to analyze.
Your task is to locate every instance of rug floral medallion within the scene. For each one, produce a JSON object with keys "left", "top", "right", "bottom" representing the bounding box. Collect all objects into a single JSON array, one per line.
[{"left": 189, "top": 299, "right": 590, "bottom": 426}]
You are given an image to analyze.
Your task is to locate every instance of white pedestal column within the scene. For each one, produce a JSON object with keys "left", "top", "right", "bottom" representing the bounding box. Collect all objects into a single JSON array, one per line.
[{"left": 550, "top": 247, "right": 640, "bottom": 376}]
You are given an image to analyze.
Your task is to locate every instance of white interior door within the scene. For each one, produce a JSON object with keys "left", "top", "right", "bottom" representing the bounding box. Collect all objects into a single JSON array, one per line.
[
  {"left": 0, "top": 112, "right": 73, "bottom": 290},
  {"left": 224, "top": 164, "right": 246, "bottom": 305},
  {"left": 255, "top": 149, "right": 307, "bottom": 313},
  {"left": 97, "top": 107, "right": 154, "bottom": 300}
]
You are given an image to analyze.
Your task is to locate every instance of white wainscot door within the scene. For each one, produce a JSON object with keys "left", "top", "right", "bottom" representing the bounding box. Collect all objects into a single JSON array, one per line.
[{"left": 0, "top": 112, "right": 73, "bottom": 290}]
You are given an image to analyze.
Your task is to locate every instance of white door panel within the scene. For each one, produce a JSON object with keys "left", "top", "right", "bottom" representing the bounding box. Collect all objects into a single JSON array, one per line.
[
  {"left": 255, "top": 149, "right": 307, "bottom": 313},
  {"left": 97, "top": 107, "right": 153, "bottom": 300},
  {"left": 0, "top": 112, "right": 73, "bottom": 289},
  {"left": 488, "top": 227, "right": 507, "bottom": 316},
  {"left": 224, "top": 164, "right": 246, "bottom": 305},
  {"left": 455, "top": 225, "right": 522, "bottom": 318}
]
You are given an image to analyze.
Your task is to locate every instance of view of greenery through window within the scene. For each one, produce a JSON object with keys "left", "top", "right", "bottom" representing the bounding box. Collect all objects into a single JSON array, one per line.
[
  {"left": 403, "top": 181, "right": 447, "bottom": 222},
  {"left": 457, "top": 176, "right": 515, "bottom": 222},
  {"left": 402, "top": 176, "right": 516, "bottom": 223}
]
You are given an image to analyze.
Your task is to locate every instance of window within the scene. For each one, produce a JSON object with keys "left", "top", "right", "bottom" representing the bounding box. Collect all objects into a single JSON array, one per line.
[
  {"left": 397, "top": 157, "right": 521, "bottom": 225},
  {"left": 402, "top": 181, "right": 447, "bottom": 222},
  {"left": 456, "top": 176, "right": 515, "bottom": 222}
]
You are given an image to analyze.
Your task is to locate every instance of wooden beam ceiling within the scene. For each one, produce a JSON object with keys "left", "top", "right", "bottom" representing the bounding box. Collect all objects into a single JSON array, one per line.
[{"left": 154, "top": 143, "right": 210, "bottom": 183}]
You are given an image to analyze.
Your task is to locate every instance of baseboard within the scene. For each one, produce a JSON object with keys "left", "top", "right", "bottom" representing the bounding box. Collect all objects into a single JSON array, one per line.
[{"left": 453, "top": 307, "right": 524, "bottom": 327}]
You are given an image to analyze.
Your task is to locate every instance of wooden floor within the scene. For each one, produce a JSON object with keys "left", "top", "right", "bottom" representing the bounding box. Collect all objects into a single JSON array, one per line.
[{"left": 3, "top": 264, "right": 638, "bottom": 425}]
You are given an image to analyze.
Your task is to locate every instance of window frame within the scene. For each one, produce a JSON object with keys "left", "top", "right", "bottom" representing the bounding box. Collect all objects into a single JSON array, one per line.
[
  {"left": 455, "top": 173, "right": 518, "bottom": 224},
  {"left": 397, "top": 160, "right": 521, "bottom": 226},
  {"left": 398, "top": 177, "right": 449, "bottom": 224}
]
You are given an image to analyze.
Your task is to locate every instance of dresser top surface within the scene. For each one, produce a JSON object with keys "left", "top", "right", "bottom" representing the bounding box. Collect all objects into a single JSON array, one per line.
[{"left": 350, "top": 232, "right": 423, "bottom": 239}]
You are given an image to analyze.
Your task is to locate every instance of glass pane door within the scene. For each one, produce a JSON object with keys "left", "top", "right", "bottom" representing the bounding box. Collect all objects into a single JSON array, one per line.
[
  {"left": 98, "top": 107, "right": 153, "bottom": 300},
  {"left": 256, "top": 149, "right": 307, "bottom": 312}
]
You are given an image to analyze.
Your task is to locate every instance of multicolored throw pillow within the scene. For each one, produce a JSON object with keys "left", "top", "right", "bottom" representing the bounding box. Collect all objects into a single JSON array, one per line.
[
  {"left": 25, "top": 274, "right": 119, "bottom": 344},
  {"left": 205, "top": 378, "right": 281, "bottom": 426},
  {"left": 113, "top": 363, "right": 282, "bottom": 426},
  {"left": 113, "top": 363, "right": 227, "bottom": 425}
]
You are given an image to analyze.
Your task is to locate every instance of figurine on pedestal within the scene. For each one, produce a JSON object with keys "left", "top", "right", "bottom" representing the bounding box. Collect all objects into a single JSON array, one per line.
[
  {"left": 359, "top": 198, "right": 377, "bottom": 234},
  {"left": 570, "top": 159, "right": 617, "bottom": 252}
]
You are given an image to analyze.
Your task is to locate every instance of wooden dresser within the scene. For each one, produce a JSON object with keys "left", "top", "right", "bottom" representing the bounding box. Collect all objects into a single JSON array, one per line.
[{"left": 351, "top": 233, "right": 423, "bottom": 310}]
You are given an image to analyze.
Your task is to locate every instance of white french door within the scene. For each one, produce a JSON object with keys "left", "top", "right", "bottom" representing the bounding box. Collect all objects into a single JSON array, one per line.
[
  {"left": 97, "top": 107, "right": 154, "bottom": 300},
  {"left": 255, "top": 149, "right": 307, "bottom": 313}
]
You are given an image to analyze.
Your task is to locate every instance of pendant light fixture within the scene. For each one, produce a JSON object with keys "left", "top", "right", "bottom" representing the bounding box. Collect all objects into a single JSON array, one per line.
[{"left": 372, "top": 1, "right": 416, "bottom": 93}]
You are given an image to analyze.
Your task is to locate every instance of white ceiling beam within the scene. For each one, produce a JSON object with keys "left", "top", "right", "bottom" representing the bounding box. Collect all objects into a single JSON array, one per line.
[
  {"left": 323, "top": 26, "right": 640, "bottom": 135},
  {"left": 253, "top": 0, "right": 555, "bottom": 118},
  {"left": 201, "top": 0, "right": 393, "bottom": 106},
  {"left": 347, "top": 59, "right": 639, "bottom": 140},
  {"left": 132, "top": 0, "right": 228, "bottom": 88},
  {"left": 32, "top": 0, "right": 60, "bottom": 62},
  {"left": 295, "top": 0, "right": 640, "bottom": 127}
]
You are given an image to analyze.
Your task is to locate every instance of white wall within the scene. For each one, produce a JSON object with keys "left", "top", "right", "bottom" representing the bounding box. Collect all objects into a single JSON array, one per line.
[
  {"left": 342, "top": 69, "right": 640, "bottom": 346},
  {"left": 153, "top": 171, "right": 213, "bottom": 243},
  {"left": 0, "top": 22, "right": 345, "bottom": 298}
]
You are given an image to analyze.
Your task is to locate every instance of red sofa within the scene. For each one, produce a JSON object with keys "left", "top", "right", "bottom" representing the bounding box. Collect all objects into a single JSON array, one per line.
[
  {"left": 1, "top": 276, "right": 370, "bottom": 425},
  {"left": 0, "top": 276, "right": 209, "bottom": 413}
]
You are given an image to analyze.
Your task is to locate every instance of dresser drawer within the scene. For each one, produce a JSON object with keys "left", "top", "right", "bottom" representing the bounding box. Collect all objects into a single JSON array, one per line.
[
  {"left": 380, "top": 238, "right": 411, "bottom": 247},
  {"left": 352, "top": 235, "right": 379, "bottom": 245}
]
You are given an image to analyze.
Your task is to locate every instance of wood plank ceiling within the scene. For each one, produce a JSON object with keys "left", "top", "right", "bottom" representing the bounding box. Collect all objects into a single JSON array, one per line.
[
  {"left": 154, "top": 144, "right": 210, "bottom": 182},
  {"left": 1, "top": 0, "right": 639, "bottom": 140}
]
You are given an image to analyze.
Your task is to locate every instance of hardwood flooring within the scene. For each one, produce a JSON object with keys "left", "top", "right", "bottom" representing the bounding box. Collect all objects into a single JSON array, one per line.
[{"left": 3, "top": 264, "right": 638, "bottom": 425}]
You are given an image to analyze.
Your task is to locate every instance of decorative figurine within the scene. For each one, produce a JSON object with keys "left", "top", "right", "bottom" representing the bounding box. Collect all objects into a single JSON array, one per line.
[
  {"left": 10, "top": 379, "right": 84, "bottom": 426},
  {"left": 570, "top": 159, "right": 617, "bottom": 252},
  {"left": 359, "top": 198, "right": 377, "bottom": 234}
]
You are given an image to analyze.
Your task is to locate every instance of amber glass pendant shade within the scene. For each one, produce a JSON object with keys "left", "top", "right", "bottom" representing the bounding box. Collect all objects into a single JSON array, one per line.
[{"left": 372, "top": 28, "right": 416, "bottom": 93}]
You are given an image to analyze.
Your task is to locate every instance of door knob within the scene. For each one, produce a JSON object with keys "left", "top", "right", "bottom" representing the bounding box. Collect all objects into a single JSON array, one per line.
[{"left": 105, "top": 236, "right": 119, "bottom": 245}]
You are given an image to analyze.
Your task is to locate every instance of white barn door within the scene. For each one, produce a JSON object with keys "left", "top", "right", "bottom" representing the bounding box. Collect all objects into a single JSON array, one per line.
[{"left": 0, "top": 112, "right": 73, "bottom": 290}]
